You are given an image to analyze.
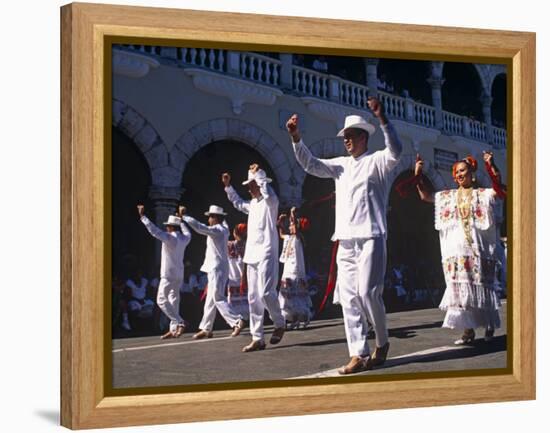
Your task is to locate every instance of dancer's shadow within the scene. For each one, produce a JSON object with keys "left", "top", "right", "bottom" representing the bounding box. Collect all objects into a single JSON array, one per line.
[
  {"left": 388, "top": 321, "right": 444, "bottom": 339},
  {"left": 379, "top": 335, "right": 507, "bottom": 370},
  {"left": 267, "top": 337, "right": 348, "bottom": 350}
]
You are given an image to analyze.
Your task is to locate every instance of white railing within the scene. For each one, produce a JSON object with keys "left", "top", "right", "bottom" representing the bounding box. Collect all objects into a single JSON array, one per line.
[
  {"left": 240, "top": 52, "right": 281, "bottom": 87},
  {"left": 493, "top": 127, "right": 507, "bottom": 148},
  {"left": 177, "top": 48, "right": 226, "bottom": 72},
  {"left": 117, "top": 44, "right": 162, "bottom": 56},
  {"left": 338, "top": 78, "right": 370, "bottom": 110},
  {"left": 468, "top": 119, "right": 487, "bottom": 142},
  {"left": 443, "top": 111, "right": 464, "bottom": 136},
  {"left": 413, "top": 102, "right": 437, "bottom": 129},
  {"left": 378, "top": 92, "right": 407, "bottom": 121},
  {"left": 293, "top": 66, "right": 329, "bottom": 98},
  {"left": 114, "top": 45, "right": 507, "bottom": 147}
]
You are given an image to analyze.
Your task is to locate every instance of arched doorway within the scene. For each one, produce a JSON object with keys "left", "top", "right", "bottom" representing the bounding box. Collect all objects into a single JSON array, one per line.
[
  {"left": 300, "top": 175, "right": 336, "bottom": 316},
  {"left": 378, "top": 59, "right": 432, "bottom": 104},
  {"left": 179, "top": 140, "right": 279, "bottom": 329},
  {"left": 112, "top": 127, "right": 155, "bottom": 278},
  {"left": 180, "top": 139, "right": 279, "bottom": 277},
  {"left": 386, "top": 170, "right": 445, "bottom": 311},
  {"left": 491, "top": 73, "right": 507, "bottom": 128},
  {"left": 442, "top": 62, "right": 483, "bottom": 120}
]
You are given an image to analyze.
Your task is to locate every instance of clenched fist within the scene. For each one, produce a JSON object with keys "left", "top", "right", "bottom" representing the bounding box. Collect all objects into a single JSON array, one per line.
[
  {"left": 221, "top": 172, "right": 231, "bottom": 187},
  {"left": 286, "top": 114, "right": 301, "bottom": 143}
]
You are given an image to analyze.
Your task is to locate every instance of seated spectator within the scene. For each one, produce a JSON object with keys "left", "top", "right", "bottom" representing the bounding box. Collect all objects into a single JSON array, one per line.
[
  {"left": 112, "top": 274, "right": 131, "bottom": 332},
  {"left": 126, "top": 269, "right": 155, "bottom": 320},
  {"left": 312, "top": 56, "right": 328, "bottom": 73}
]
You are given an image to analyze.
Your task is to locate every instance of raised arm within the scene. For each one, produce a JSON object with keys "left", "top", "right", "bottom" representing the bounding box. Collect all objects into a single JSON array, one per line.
[
  {"left": 414, "top": 156, "right": 435, "bottom": 203},
  {"left": 286, "top": 114, "right": 341, "bottom": 179},
  {"left": 248, "top": 164, "right": 278, "bottom": 206},
  {"left": 222, "top": 172, "right": 251, "bottom": 214},
  {"left": 277, "top": 213, "right": 288, "bottom": 239},
  {"left": 177, "top": 206, "right": 192, "bottom": 242},
  {"left": 367, "top": 97, "right": 402, "bottom": 160},
  {"left": 182, "top": 215, "right": 225, "bottom": 238},
  {"left": 137, "top": 205, "right": 177, "bottom": 245},
  {"left": 483, "top": 151, "right": 506, "bottom": 199}
]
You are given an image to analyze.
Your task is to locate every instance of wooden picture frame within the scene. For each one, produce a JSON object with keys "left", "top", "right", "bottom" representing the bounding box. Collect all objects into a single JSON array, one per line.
[{"left": 61, "top": 2, "right": 535, "bottom": 429}]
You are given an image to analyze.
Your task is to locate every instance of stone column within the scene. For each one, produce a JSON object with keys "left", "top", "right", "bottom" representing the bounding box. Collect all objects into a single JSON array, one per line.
[
  {"left": 226, "top": 51, "right": 241, "bottom": 76},
  {"left": 364, "top": 58, "right": 379, "bottom": 97},
  {"left": 427, "top": 61, "right": 445, "bottom": 130},
  {"left": 328, "top": 76, "right": 341, "bottom": 102},
  {"left": 160, "top": 47, "right": 178, "bottom": 60},
  {"left": 148, "top": 185, "right": 185, "bottom": 269},
  {"left": 279, "top": 53, "right": 294, "bottom": 90},
  {"left": 480, "top": 92, "right": 494, "bottom": 145}
]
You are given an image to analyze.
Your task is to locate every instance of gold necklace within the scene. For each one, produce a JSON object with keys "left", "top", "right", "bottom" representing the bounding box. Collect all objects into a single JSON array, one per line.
[{"left": 457, "top": 186, "right": 474, "bottom": 246}]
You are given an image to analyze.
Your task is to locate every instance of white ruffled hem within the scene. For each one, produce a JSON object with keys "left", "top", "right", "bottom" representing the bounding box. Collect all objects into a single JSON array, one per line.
[
  {"left": 439, "top": 282, "right": 501, "bottom": 311},
  {"left": 441, "top": 307, "right": 500, "bottom": 330}
]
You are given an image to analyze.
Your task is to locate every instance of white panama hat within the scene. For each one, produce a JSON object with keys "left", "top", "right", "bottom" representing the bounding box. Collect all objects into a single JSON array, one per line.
[
  {"left": 163, "top": 215, "right": 182, "bottom": 226},
  {"left": 337, "top": 114, "right": 376, "bottom": 137},
  {"left": 204, "top": 205, "right": 227, "bottom": 216},
  {"left": 242, "top": 168, "right": 272, "bottom": 185}
]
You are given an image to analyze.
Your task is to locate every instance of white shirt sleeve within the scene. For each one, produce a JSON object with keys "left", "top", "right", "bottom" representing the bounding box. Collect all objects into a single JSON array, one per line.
[
  {"left": 140, "top": 216, "right": 177, "bottom": 245},
  {"left": 182, "top": 216, "right": 225, "bottom": 238},
  {"left": 258, "top": 182, "right": 278, "bottom": 207},
  {"left": 292, "top": 139, "right": 342, "bottom": 179},
  {"left": 225, "top": 185, "right": 251, "bottom": 214},
  {"left": 373, "top": 122, "right": 403, "bottom": 173}
]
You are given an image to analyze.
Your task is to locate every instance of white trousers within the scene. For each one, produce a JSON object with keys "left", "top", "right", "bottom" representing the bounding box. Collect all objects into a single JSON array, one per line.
[
  {"left": 337, "top": 237, "right": 388, "bottom": 357},
  {"left": 199, "top": 268, "right": 242, "bottom": 332},
  {"left": 247, "top": 256, "right": 285, "bottom": 341},
  {"left": 157, "top": 277, "right": 184, "bottom": 333}
]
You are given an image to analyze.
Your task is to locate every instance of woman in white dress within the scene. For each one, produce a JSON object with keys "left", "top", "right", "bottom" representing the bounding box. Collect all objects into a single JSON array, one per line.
[
  {"left": 227, "top": 223, "right": 250, "bottom": 321},
  {"left": 415, "top": 151, "right": 506, "bottom": 344},
  {"left": 277, "top": 207, "right": 311, "bottom": 329}
]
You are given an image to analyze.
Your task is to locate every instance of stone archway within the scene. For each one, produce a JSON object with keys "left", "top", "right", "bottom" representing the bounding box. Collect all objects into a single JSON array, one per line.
[
  {"left": 112, "top": 99, "right": 171, "bottom": 187},
  {"left": 169, "top": 118, "right": 299, "bottom": 206}
]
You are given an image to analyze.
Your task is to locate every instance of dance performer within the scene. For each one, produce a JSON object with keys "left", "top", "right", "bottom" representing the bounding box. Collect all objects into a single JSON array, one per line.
[
  {"left": 277, "top": 207, "right": 311, "bottom": 329},
  {"left": 182, "top": 205, "right": 245, "bottom": 339},
  {"left": 138, "top": 205, "right": 191, "bottom": 339},
  {"left": 286, "top": 97, "right": 403, "bottom": 374},
  {"left": 414, "top": 151, "right": 506, "bottom": 344},
  {"left": 223, "top": 164, "right": 286, "bottom": 352}
]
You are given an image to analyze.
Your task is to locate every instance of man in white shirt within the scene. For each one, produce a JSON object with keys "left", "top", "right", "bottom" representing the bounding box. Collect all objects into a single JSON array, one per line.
[
  {"left": 286, "top": 97, "right": 402, "bottom": 374},
  {"left": 138, "top": 205, "right": 191, "bottom": 339},
  {"left": 223, "top": 165, "right": 286, "bottom": 352},
  {"left": 182, "top": 205, "right": 245, "bottom": 339}
]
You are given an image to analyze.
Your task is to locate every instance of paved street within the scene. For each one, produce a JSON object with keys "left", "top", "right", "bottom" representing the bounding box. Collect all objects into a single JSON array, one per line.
[{"left": 112, "top": 301, "right": 507, "bottom": 389}]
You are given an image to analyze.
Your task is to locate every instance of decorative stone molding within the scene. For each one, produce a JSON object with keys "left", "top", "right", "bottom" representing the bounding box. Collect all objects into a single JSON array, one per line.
[
  {"left": 171, "top": 118, "right": 294, "bottom": 202},
  {"left": 450, "top": 136, "right": 495, "bottom": 154},
  {"left": 148, "top": 185, "right": 185, "bottom": 202},
  {"left": 112, "top": 48, "right": 160, "bottom": 78},
  {"left": 184, "top": 68, "right": 283, "bottom": 114},
  {"left": 391, "top": 119, "right": 442, "bottom": 146},
  {"left": 301, "top": 96, "right": 370, "bottom": 130}
]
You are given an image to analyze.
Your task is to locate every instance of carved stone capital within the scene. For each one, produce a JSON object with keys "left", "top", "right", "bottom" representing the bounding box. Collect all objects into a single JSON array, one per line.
[
  {"left": 112, "top": 48, "right": 160, "bottom": 78},
  {"left": 184, "top": 68, "right": 283, "bottom": 114}
]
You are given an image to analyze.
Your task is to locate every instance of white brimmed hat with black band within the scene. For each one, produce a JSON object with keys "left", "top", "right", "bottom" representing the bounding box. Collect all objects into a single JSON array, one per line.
[
  {"left": 337, "top": 114, "right": 376, "bottom": 137},
  {"left": 163, "top": 215, "right": 182, "bottom": 226},
  {"left": 242, "top": 168, "right": 272, "bottom": 185},
  {"left": 204, "top": 205, "right": 227, "bottom": 216}
]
